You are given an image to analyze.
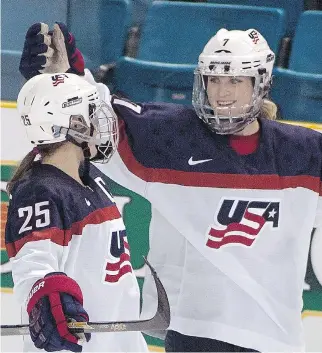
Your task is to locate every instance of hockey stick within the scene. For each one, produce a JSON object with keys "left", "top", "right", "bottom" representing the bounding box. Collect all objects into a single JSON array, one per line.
[{"left": 1, "top": 257, "right": 170, "bottom": 336}]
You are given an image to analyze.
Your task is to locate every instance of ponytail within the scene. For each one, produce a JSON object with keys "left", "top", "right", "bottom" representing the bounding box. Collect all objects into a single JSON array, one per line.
[
  {"left": 261, "top": 99, "right": 278, "bottom": 120},
  {"left": 6, "top": 142, "right": 67, "bottom": 195},
  {"left": 6, "top": 151, "right": 37, "bottom": 195}
]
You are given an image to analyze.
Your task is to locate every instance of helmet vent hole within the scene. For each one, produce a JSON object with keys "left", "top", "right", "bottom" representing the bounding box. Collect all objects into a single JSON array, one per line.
[
  {"left": 44, "top": 101, "right": 50, "bottom": 106},
  {"left": 47, "top": 112, "right": 53, "bottom": 115},
  {"left": 214, "top": 50, "right": 231, "bottom": 53},
  {"left": 31, "top": 96, "right": 35, "bottom": 105},
  {"left": 258, "top": 68, "right": 267, "bottom": 75},
  {"left": 40, "top": 126, "right": 45, "bottom": 132}
]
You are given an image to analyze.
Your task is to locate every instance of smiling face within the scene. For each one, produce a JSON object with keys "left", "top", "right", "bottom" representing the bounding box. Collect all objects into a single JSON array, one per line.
[{"left": 206, "top": 76, "right": 254, "bottom": 117}]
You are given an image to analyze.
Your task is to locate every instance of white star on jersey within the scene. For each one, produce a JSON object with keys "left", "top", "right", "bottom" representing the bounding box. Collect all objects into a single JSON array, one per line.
[{"left": 268, "top": 209, "right": 276, "bottom": 218}]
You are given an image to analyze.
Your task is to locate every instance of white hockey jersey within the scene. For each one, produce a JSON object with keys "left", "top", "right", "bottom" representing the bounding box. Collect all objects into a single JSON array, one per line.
[
  {"left": 5, "top": 162, "right": 148, "bottom": 352},
  {"left": 86, "top": 71, "right": 322, "bottom": 352}
]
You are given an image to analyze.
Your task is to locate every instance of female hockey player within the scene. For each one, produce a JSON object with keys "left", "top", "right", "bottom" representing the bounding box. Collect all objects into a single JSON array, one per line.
[
  {"left": 19, "top": 23, "right": 322, "bottom": 352},
  {"left": 5, "top": 73, "right": 148, "bottom": 352}
]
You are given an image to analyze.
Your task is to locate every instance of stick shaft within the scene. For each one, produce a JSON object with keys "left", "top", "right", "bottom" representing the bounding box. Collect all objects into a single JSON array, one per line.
[
  {"left": 1, "top": 317, "right": 163, "bottom": 336},
  {"left": 1, "top": 257, "right": 170, "bottom": 336}
]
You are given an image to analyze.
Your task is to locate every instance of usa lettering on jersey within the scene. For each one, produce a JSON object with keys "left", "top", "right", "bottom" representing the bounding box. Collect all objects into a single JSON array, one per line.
[
  {"left": 206, "top": 198, "right": 280, "bottom": 249},
  {"left": 104, "top": 229, "right": 133, "bottom": 284}
]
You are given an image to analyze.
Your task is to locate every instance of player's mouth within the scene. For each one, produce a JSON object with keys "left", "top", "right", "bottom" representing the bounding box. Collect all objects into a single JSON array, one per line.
[{"left": 217, "top": 100, "right": 236, "bottom": 107}]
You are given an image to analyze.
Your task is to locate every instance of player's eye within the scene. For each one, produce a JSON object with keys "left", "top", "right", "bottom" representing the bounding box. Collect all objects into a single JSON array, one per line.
[
  {"left": 230, "top": 77, "right": 243, "bottom": 84},
  {"left": 209, "top": 77, "right": 220, "bottom": 84}
]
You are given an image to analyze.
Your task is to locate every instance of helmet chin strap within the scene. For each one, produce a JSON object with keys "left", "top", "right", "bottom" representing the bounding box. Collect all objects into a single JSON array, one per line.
[
  {"left": 65, "top": 128, "right": 94, "bottom": 186},
  {"left": 79, "top": 122, "right": 95, "bottom": 185},
  {"left": 80, "top": 142, "right": 91, "bottom": 185},
  {"left": 65, "top": 135, "right": 92, "bottom": 185}
]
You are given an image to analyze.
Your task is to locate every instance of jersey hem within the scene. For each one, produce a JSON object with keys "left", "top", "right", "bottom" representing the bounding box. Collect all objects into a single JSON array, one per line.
[{"left": 170, "top": 317, "right": 305, "bottom": 352}]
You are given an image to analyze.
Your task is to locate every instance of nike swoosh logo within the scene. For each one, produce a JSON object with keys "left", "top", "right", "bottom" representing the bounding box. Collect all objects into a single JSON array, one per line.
[
  {"left": 188, "top": 157, "right": 213, "bottom": 165},
  {"left": 85, "top": 198, "right": 91, "bottom": 206}
]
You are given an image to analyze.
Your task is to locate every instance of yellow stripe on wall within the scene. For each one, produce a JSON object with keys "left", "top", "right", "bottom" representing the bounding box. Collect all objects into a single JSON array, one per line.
[
  {"left": 0, "top": 101, "right": 17, "bottom": 109},
  {"left": 302, "top": 310, "right": 322, "bottom": 318},
  {"left": 148, "top": 345, "right": 165, "bottom": 352},
  {"left": 0, "top": 160, "right": 18, "bottom": 165},
  {"left": 282, "top": 121, "right": 322, "bottom": 131}
]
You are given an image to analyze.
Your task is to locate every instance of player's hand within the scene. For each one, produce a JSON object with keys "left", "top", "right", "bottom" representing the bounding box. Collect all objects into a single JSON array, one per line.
[
  {"left": 51, "top": 22, "right": 85, "bottom": 76},
  {"left": 27, "top": 272, "right": 91, "bottom": 352},
  {"left": 19, "top": 23, "right": 55, "bottom": 79}
]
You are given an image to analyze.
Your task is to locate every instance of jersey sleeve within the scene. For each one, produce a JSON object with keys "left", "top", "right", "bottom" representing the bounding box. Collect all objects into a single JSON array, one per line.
[
  {"left": 5, "top": 185, "right": 66, "bottom": 305},
  {"left": 83, "top": 69, "right": 200, "bottom": 198}
]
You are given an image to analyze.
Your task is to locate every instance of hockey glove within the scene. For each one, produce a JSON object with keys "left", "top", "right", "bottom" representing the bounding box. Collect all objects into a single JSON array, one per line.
[
  {"left": 19, "top": 23, "right": 55, "bottom": 79},
  {"left": 27, "top": 272, "right": 91, "bottom": 352},
  {"left": 51, "top": 22, "right": 85, "bottom": 76}
]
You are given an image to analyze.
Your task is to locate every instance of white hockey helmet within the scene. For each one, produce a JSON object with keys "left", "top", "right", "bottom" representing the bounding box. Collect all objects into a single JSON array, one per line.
[
  {"left": 17, "top": 73, "right": 118, "bottom": 163},
  {"left": 192, "top": 28, "right": 275, "bottom": 134}
]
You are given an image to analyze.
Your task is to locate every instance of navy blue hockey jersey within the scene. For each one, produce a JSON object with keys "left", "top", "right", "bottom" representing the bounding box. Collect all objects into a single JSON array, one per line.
[{"left": 5, "top": 162, "right": 147, "bottom": 352}]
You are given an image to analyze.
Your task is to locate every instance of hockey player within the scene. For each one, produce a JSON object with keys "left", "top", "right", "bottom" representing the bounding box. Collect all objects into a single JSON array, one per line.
[
  {"left": 19, "top": 23, "right": 322, "bottom": 352},
  {"left": 5, "top": 73, "right": 148, "bottom": 352}
]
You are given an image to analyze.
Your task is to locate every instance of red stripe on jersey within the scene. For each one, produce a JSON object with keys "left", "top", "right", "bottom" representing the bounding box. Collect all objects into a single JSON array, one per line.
[
  {"left": 6, "top": 229, "right": 59, "bottom": 258},
  {"left": 105, "top": 264, "right": 132, "bottom": 283},
  {"left": 207, "top": 235, "right": 255, "bottom": 249},
  {"left": 6, "top": 205, "right": 121, "bottom": 258},
  {"left": 64, "top": 205, "right": 121, "bottom": 244},
  {"left": 118, "top": 122, "right": 321, "bottom": 193},
  {"left": 106, "top": 253, "right": 130, "bottom": 271}
]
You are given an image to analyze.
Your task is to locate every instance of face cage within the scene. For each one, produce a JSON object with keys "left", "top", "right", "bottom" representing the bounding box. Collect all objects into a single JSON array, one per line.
[
  {"left": 90, "top": 101, "right": 119, "bottom": 164},
  {"left": 53, "top": 101, "right": 119, "bottom": 163},
  {"left": 192, "top": 70, "right": 267, "bottom": 135}
]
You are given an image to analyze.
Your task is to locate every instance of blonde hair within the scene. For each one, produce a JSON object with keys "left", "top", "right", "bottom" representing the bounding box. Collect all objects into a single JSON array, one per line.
[
  {"left": 7, "top": 142, "right": 67, "bottom": 195},
  {"left": 261, "top": 99, "right": 278, "bottom": 120}
]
